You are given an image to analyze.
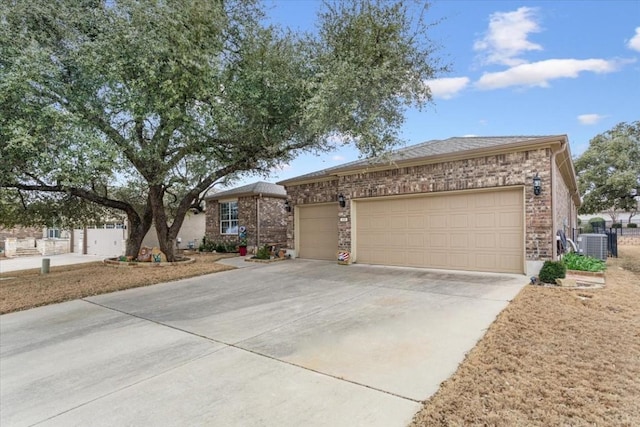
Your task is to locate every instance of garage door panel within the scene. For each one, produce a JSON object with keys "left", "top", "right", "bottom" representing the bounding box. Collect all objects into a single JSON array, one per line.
[
  {"left": 299, "top": 204, "right": 338, "bottom": 261},
  {"left": 450, "top": 214, "right": 469, "bottom": 228},
  {"left": 476, "top": 212, "right": 497, "bottom": 228},
  {"left": 449, "top": 232, "right": 469, "bottom": 248},
  {"left": 499, "top": 254, "right": 522, "bottom": 269},
  {"left": 499, "top": 211, "right": 521, "bottom": 227},
  {"left": 427, "top": 233, "right": 448, "bottom": 248},
  {"left": 356, "top": 189, "right": 523, "bottom": 273},
  {"left": 449, "top": 196, "right": 469, "bottom": 210},
  {"left": 476, "top": 253, "right": 497, "bottom": 269},
  {"left": 408, "top": 215, "right": 426, "bottom": 229},
  {"left": 498, "top": 191, "right": 521, "bottom": 206},
  {"left": 407, "top": 234, "right": 425, "bottom": 248},
  {"left": 429, "top": 214, "right": 448, "bottom": 228},
  {"left": 476, "top": 193, "right": 496, "bottom": 207},
  {"left": 498, "top": 232, "right": 522, "bottom": 249},
  {"left": 390, "top": 218, "right": 408, "bottom": 230},
  {"left": 369, "top": 217, "right": 388, "bottom": 230},
  {"left": 475, "top": 233, "right": 497, "bottom": 249}
]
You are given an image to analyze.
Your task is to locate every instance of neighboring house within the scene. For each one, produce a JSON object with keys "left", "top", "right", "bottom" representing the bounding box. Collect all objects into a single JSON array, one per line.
[
  {"left": 142, "top": 212, "right": 206, "bottom": 250},
  {"left": 73, "top": 223, "right": 127, "bottom": 257},
  {"left": 204, "top": 181, "right": 288, "bottom": 250},
  {"left": 1, "top": 226, "right": 72, "bottom": 256},
  {"left": 278, "top": 136, "right": 580, "bottom": 276}
]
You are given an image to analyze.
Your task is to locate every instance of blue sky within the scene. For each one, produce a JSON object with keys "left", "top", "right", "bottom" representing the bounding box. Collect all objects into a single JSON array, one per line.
[{"left": 233, "top": 0, "right": 640, "bottom": 187}]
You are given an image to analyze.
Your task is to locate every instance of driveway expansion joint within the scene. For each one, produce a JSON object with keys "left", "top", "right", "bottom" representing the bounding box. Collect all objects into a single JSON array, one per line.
[{"left": 81, "top": 298, "right": 422, "bottom": 404}]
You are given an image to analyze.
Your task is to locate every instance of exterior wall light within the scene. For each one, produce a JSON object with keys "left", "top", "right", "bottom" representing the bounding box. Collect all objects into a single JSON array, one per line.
[
  {"left": 533, "top": 174, "right": 542, "bottom": 196},
  {"left": 338, "top": 194, "right": 346, "bottom": 208},
  {"left": 284, "top": 200, "right": 291, "bottom": 212}
]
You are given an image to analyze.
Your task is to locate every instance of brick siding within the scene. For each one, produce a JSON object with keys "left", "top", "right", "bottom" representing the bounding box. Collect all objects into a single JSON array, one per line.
[
  {"left": 285, "top": 147, "right": 573, "bottom": 264},
  {"left": 205, "top": 196, "right": 287, "bottom": 250}
]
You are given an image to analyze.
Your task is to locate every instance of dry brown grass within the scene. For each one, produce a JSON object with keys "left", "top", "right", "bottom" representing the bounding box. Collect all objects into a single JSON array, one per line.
[
  {"left": 0, "top": 253, "right": 236, "bottom": 314},
  {"left": 411, "top": 245, "right": 640, "bottom": 427}
]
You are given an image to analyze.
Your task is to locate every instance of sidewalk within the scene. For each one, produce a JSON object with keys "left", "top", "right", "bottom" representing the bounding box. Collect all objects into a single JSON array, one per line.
[{"left": 0, "top": 253, "right": 106, "bottom": 273}]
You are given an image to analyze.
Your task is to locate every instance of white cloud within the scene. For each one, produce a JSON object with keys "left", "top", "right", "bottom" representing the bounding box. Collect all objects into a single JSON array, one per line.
[
  {"left": 331, "top": 155, "right": 345, "bottom": 162},
  {"left": 462, "top": 134, "right": 479, "bottom": 137},
  {"left": 474, "top": 7, "right": 542, "bottom": 66},
  {"left": 628, "top": 27, "right": 640, "bottom": 52},
  {"left": 425, "top": 77, "right": 470, "bottom": 99},
  {"left": 475, "top": 58, "right": 621, "bottom": 90},
  {"left": 577, "top": 114, "right": 606, "bottom": 125}
]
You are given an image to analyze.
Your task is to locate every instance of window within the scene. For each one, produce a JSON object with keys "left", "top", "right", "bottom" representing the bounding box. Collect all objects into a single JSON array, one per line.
[
  {"left": 220, "top": 201, "right": 238, "bottom": 234},
  {"left": 47, "top": 228, "right": 61, "bottom": 238}
]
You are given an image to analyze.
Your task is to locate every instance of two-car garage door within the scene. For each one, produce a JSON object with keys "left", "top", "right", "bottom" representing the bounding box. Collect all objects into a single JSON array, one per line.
[{"left": 355, "top": 189, "right": 524, "bottom": 273}]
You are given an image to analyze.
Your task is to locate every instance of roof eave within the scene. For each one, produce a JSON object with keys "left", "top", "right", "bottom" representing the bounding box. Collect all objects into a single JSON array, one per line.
[
  {"left": 281, "top": 135, "right": 567, "bottom": 186},
  {"left": 205, "top": 191, "right": 287, "bottom": 201}
]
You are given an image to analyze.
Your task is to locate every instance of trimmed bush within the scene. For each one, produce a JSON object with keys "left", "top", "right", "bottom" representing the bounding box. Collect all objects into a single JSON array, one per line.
[
  {"left": 612, "top": 223, "right": 622, "bottom": 229},
  {"left": 255, "top": 245, "right": 271, "bottom": 260},
  {"left": 588, "top": 217, "right": 606, "bottom": 224},
  {"left": 199, "top": 236, "right": 217, "bottom": 252},
  {"left": 539, "top": 261, "right": 567, "bottom": 284},
  {"left": 628, "top": 223, "right": 638, "bottom": 228},
  {"left": 581, "top": 223, "right": 594, "bottom": 233}
]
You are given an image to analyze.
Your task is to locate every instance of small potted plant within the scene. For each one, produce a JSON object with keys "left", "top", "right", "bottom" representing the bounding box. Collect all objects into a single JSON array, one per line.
[{"left": 238, "top": 236, "right": 248, "bottom": 256}]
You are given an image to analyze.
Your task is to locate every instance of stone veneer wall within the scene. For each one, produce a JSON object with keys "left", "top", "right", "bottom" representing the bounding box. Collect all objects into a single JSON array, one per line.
[
  {"left": 285, "top": 148, "right": 557, "bottom": 264},
  {"left": 205, "top": 196, "right": 286, "bottom": 250}
]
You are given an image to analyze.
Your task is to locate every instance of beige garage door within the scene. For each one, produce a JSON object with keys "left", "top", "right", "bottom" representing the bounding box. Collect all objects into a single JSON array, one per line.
[
  {"left": 355, "top": 189, "right": 523, "bottom": 273},
  {"left": 298, "top": 203, "right": 339, "bottom": 260}
]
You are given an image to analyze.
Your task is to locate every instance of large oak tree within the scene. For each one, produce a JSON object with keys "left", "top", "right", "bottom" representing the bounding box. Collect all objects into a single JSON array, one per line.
[
  {"left": 0, "top": 0, "right": 447, "bottom": 260},
  {"left": 575, "top": 121, "right": 640, "bottom": 224}
]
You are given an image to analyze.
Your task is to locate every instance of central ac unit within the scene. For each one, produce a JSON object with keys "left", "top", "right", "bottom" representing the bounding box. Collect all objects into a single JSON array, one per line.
[{"left": 577, "top": 233, "right": 607, "bottom": 260}]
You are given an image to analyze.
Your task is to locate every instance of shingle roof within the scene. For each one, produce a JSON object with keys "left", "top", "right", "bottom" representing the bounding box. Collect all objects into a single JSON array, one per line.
[
  {"left": 278, "top": 135, "right": 562, "bottom": 184},
  {"left": 205, "top": 181, "right": 286, "bottom": 200}
]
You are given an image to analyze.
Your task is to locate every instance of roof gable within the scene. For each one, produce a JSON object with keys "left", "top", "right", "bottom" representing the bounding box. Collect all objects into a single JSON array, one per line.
[{"left": 205, "top": 181, "right": 286, "bottom": 200}]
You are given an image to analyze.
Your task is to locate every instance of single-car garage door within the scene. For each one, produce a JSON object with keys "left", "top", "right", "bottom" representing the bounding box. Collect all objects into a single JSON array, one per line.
[
  {"left": 298, "top": 203, "right": 338, "bottom": 260},
  {"left": 355, "top": 188, "right": 523, "bottom": 273}
]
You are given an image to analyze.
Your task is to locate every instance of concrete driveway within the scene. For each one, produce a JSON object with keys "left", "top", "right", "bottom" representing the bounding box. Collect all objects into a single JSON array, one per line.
[
  {"left": 1, "top": 259, "right": 526, "bottom": 426},
  {"left": 0, "top": 253, "right": 106, "bottom": 273}
]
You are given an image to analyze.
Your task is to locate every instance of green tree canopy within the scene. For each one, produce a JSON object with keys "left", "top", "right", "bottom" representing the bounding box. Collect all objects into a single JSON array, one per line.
[
  {"left": 574, "top": 121, "right": 640, "bottom": 223},
  {"left": 0, "top": 0, "right": 447, "bottom": 260}
]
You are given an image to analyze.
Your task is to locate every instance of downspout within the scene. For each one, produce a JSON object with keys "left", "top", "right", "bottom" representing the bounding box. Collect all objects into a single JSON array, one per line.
[
  {"left": 256, "top": 194, "right": 261, "bottom": 250},
  {"left": 550, "top": 140, "right": 568, "bottom": 260}
]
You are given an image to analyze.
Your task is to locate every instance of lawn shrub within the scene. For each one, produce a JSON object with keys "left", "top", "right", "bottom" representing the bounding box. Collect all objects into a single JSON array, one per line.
[
  {"left": 581, "top": 223, "right": 594, "bottom": 233},
  {"left": 255, "top": 245, "right": 271, "bottom": 260},
  {"left": 539, "top": 261, "right": 566, "bottom": 284},
  {"left": 198, "top": 237, "right": 237, "bottom": 253},
  {"left": 612, "top": 223, "right": 622, "bottom": 229},
  {"left": 563, "top": 252, "right": 606, "bottom": 272},
  {"left": 627, "top": 223, "right": 637, "bottom": 228},
  {"left": 199, "top": 237, "right": 217, "bottom": 252},
  {"left": 588, "top": 217, "right": 606, "bottom": 224}
]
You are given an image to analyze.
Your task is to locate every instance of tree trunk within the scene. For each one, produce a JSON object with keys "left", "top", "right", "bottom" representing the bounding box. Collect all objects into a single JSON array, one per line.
[
  {"left": 126, "top": 225, "right": 148, "bottom": 258},
  {"left": 149, "top": 185, "right": 179, "bottom": 261},
  {"left": 125, "top": 199, "right": 154, "bottom": 259}
]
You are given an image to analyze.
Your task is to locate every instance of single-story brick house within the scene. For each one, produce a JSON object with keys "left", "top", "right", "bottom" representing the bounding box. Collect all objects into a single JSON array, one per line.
[
  {"left": 204, "top": 181, "right": 288, "bottom": 251},
  {"left": 278, "top": 136, "right": 580, "bottom": 276}
]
